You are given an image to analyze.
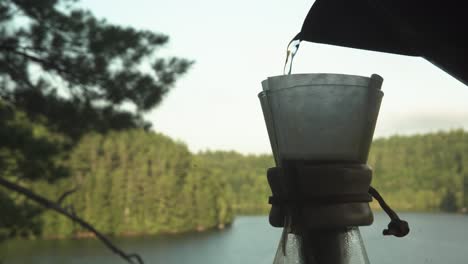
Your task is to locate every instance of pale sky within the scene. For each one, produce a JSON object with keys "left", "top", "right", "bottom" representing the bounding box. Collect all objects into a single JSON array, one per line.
[{"left": 81, "top": 0, "right": 468, "bottom": 154}]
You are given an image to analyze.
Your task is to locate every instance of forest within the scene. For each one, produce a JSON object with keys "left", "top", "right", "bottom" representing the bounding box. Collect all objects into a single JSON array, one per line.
[
  {"left": 0, "top": 104, "right": 235, "bottom": 239},
  {"left": 1, "top": 101, "right": 467, "bottom": 239}
]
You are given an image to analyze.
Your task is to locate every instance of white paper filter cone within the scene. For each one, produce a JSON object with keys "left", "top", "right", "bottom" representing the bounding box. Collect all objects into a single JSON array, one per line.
[{"left": 259, "top": 73, "right": 383, "bottom": 164}]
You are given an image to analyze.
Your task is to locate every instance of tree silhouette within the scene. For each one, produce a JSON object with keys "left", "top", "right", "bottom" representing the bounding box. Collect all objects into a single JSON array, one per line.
[
  {"left": 0, "top": 1, "right": 192, "bottom": 263},
  {"left": 0, "top": 0, "right": 192, "bottom": 140}
]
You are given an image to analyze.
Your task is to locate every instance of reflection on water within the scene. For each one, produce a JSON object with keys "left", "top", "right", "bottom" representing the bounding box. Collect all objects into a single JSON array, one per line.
[{"left": 1, "top": 213, "right": 468, "bottom": 264}]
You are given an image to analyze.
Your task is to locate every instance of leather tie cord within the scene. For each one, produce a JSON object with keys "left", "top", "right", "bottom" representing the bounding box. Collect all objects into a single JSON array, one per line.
[{"left": 369, "top": 186, "right": 410, "bottom": 237}]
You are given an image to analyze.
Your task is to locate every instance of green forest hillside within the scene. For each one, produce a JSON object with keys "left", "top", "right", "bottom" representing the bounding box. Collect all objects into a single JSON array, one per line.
[
  {"left": 205, "top": 130, "right": 468, "bottom": 214},
  {"left": 2, "top": 126, "right": 468, "bottom": 239},
  {"left": 368, "top": 131, "right": 468, "bottom": 212},
  {"left": 1, "top": 129, "right": 235, "bottom": 239}
]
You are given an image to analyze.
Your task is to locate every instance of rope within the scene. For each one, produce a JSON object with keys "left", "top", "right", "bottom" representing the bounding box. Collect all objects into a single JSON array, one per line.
[
  {"left": 269, "top": 193, "right": 372, "bottom": 205},
  {"left": 369, "top": 186, "right": 410, "bottom": 237}
]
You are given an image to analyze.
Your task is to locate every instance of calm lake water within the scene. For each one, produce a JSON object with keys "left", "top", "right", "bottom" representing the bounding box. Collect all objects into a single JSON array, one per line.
[{"left": 1, "top": 212, "right": 467, "bottom": 264}]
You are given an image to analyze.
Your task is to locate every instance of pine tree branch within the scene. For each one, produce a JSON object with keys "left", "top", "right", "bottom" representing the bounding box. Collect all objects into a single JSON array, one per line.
[
  {"left": 0, "top": 177, "right": 144, "bottom": 264},
  {"left": 56, "top": 186, "right": 79, "bottom": 205},
  {"left": 1, "top": 45, "right": 105, "bottom": 102},
  {"left": 0, "top": 45, "right": 70, "bottom": 76}
]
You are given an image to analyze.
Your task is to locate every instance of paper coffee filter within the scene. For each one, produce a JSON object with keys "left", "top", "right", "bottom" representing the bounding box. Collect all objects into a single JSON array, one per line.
[{"left": 258, "top": 73, "right": 383, "bottom": 163}]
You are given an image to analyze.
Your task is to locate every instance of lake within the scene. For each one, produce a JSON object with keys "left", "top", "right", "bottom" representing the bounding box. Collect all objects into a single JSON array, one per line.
[{"left": 1, "top": 212, "right": 467, "bottom": 264}]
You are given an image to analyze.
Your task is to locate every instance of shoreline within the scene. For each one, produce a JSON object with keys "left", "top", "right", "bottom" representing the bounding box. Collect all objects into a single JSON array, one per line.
[
  {"left": 4, "top": 210, "right": 466, "bottom": 241},
  {"left": 4, "top": 222, "right": 234, "bottom": 241}
]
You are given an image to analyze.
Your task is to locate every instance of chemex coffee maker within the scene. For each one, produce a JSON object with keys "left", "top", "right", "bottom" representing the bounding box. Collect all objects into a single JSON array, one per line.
[{"left": 259, "top": 73, "right": 408, "bottom": 264}]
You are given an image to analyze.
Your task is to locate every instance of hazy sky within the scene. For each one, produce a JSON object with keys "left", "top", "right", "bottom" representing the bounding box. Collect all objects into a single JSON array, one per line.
[{"left": 81, "top": 0, "right": 468, "bottom": 154}]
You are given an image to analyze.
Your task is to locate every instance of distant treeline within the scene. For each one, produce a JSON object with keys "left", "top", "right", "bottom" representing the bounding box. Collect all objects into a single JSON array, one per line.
[
  {"left": 218, "top": 130, "right": 468, "bottom": 213},
  {"left": 196, "top": 130, "right": 468, "bottom": 214},
  {"left": 368, "top": 131, "right": 468, "bottom": 212},
  {"left": 29, "top": 131, "right": 235, "bottom": 238},
  {"left": 2, "top": 127, "right": 468, "bottom": 239}
]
